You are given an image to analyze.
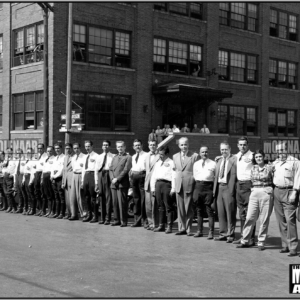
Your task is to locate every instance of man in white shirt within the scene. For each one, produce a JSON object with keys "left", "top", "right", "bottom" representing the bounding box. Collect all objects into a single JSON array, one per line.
[
  {"left": 50, "top": 143, "right": 65, "bottom": 219},
  {"left": 151, "top": 146, "right": 176, "bottom": 233},
  {"left": 130, "top": 139, "right": 148, "bottom": 228},
  {"left": 32, "top": 143, "right": 48, "bottom": 216},
  {"left": 193, "top": 146, "right": 216, "bottom": 239},
  {"left": 3, "top": 148, "right": 17, "bottom": 213},
  {"left": 41, "top": 146, "right": 55, "bottom": 217},
  {"left": 69, "top": 143, "right": 86, "bottom": 220},
  {"left": 95, "top": 140, "right": 115, "bottom": 225},
  {"left": 200, "top": 124, "right": 210, "bottom": 134},
  {"left": 82, "top": 140, "right": 98, "bottom": 223}
]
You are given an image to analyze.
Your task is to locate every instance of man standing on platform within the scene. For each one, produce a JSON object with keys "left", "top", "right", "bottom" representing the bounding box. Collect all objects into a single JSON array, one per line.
[
  {"left": 144, "top": 140, "right": 160, "bottom": 230},
  {"left": 81, "top": 140, "right": 98, "bottom": 223},
  {"left": 173, "top": 137, "right": 199, "bottom": 235},
  {"left": 95, "top": 140, "right": 115, "bottom": 225},
  {"left": 181, "top": 123, "right": 190, "bottom": 133},
  {"left": 62, "top": 143, "right": 74, "bottom": 219},
  {"left": 109, "top": 141, "right": 132, "bottom": 227},
  {"left": 131, "top": 139, "right": 148, "bottom": 228}
]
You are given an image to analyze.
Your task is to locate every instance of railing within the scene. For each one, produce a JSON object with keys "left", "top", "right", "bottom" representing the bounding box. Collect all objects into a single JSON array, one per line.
[{"left": 13, "top": 50, "right": 44, "bottom": 67}]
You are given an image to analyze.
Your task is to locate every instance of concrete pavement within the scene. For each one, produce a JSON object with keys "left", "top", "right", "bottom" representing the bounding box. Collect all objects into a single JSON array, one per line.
[{"left": 0, "top": 210, "right": 299, "bottom": 298}]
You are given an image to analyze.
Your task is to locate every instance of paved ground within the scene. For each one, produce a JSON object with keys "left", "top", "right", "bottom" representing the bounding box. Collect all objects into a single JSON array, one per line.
[{"left": 0, "top": 210, "right": 299, "bottom": 298}]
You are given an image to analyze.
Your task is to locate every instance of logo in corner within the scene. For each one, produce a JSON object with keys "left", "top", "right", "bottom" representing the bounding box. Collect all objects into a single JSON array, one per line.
[{"left": 290, "top": 264, "right": 300, "bottom": 293}]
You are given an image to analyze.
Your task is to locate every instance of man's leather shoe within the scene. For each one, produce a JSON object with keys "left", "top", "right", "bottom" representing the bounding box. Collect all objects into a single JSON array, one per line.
[
  {"left": 187, "top": 233, "right": 194, "bottom": 236},
  {"left": 52, "top": 213, "right": 59, "bottom": 218},
  {"left": 11, "top": 209, "right": 17, "bottom": 214},
  {"left": 99, "top": 220, "right": 105, "bottom": 224},
  {"left": 48, "top": 213, "right": 56, "bottom": 218},
  {"left": 175, "top": 230, "right": 187, "bottom": 235},
  {"left": 56, "top": 214, "right": 64, "bottom": 219},
  {"left": 154, "top": 225, "right": 165, "bottom": 232},
  {"left": 226, "top": 238, "right": 234, "bottom": 243},
  {"left": 214, "top": 236, "right": 227, "bottom": 241},
  {"left": 82, "top": 214, "right": 92, "bottom": 222},
  {"left": 232, "top": 238, "right": 242, "bottom": 244},
  {"left": 0, "top": 206, "right": 6, "bottom": 211},
  {"left": 147, "top": 226, "right": 153, "bottom": 230},
  {"left": 207, "top": 231, "right": 214, "bottom": 240},
  {"left": 236, "top": 243, "right": 250, "bottom": 248},
  {"left": 288, "top": 251, "right": 298, "bottom": 257},
  {"left": 15, "top": 208, "right": 23, "bottom": 214},
  {"left": 279, "top": 247, "right": 289, "bottom": 253},
  {"left": 104, "top": 220, "right": 110, "bottom": 225},
  {"left": 34, "top": 211, "right": 41, "bottom": 216},
  {"left": 63, "top": 215, "right": 70, "bottom": 220},
  {"left": 28, "top": 210, "right": 35, "bottom": 216},
  {"left": 69, "top": 216, "right": 79, "bottom": 221},
  {"left": 111, "top": 222, "right": 121, "bottom": 226},
  {"left": 39, "top": 212, "right": 46, "bottom": 217},
  {"left": 44, "top": 212, "right": 50, "bottom": 217},
  {"left": 6, "top": 207, "right": 12, "bottom": 213},
  {"left": 22, "top": 210, "right": 28, "bottom": 215},
  {"left": 258, "top": 246, "right": 265, "bottom": 251},
  {"left": 165, "top": 226, "right": 172, "bottom": 234},
  {"left": 131, "top": 222, "right": 142, "bottom": 227},
  {"left": 120, "top": 224, "right": 127, "bottom": 227},
  {"left": 194, "top": 231, "right": 203, "bottom": 238}
]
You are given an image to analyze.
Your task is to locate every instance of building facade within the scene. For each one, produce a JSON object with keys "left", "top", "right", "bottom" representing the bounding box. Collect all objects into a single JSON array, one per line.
[{"left": 0, "top": 2, "right": 299, "bottom": 154}]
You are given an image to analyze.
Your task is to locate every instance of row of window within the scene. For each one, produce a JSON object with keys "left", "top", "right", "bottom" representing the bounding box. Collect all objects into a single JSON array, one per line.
[{"left": 218, "top": 104, "right": 297, "bottom": 137}]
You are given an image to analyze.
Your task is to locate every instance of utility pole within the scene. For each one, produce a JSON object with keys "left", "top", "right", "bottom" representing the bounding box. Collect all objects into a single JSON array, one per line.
[
  {"left": 65, "top": 3, "right": 73, "bottom": 143},
  {"left": 37, "top": 3, "right": 53, "bottom": 147}
]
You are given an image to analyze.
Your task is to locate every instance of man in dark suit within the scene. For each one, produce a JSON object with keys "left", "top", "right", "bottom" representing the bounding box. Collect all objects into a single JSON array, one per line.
[
  {"left": 109, "top": 141, "right": 132, "bottom": 227},
  {"left": 213, "top": 142, "right": 237, "bottom": 243},
  {"left": 173, "top": 137, "right": 199, "bottom": 235}
]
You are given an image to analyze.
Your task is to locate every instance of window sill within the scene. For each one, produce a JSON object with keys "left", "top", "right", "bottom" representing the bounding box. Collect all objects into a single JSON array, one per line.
[
  {"left": 267, "top": 136, "right": 299, "bottom": 140},
  {"left": 152, "top": 71, "right": 206, "bottom": 80},
  {"left": 153, "top": 9, "right": 206, "bottom": 24},
  {"left": 73, "top": 61, "right": 136, "bottom": 72},
  {"left": 71, "top": 130, "right": 135, "bottom": 135},
  {"left": 11, "top": 130, "right": 43, "bottom": 134},
  {"left": 269, "top": 35, "right": 300, "bottom": 45},
  {"left": 269, "top": 86, "right": 299, "bottom": 92},
  {"left": 219, "top": 80, "right": 261, "bottom": 87},
  {"left": 219, "top": 24, "right": 262, "bottom": 36},
  {"left": 11, "top": 61, "right": 43, "bottom": 70}
]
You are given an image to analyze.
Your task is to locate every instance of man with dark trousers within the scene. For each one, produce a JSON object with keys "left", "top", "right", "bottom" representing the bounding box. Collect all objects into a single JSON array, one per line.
[
  {"left": 173, "top": 137, "right": 199, "bottom": 235},
  {"left": 130, "top": 139, "right": 148, "bottom": 228},
  {"left": 81, "top": 140, "right": 98, "bottom": 223},
  {"left": 213, "top": 142, "right": 237, "bottom": 243},
  {"left": 193, "top": 146, "right": 216, "bottom": 239},
  {"left": 95, "top": 140, "right": 115, "bottom": 225},
  {"left": 51, "top": 143, "right": 65, "bottom": 219},
  {"left": 62, "top": 143, "right": 74, "bottom": 219},
  {"left": 3, "top": 148, "right": 17, "bottom": 213},
  {"left": 41, "top": 146, "right": 55, "bottom": 217},
  {"left": 109, "top": 141, "right": 132, "bottom": 227},
  {"left": 33, "top": 143, "right": 48, "bottom": 216},
  {"left": 144, "top": 140, "right": 160, "bottom": 230}
]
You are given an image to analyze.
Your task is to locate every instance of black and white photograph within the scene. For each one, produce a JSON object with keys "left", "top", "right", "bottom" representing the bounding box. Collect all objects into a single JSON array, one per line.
[{"left": 0, "top": 0, "right": 300, "bottom": 298}]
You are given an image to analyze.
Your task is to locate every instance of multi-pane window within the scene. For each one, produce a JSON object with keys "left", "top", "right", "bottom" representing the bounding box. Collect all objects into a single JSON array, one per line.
[
  {"left": 13, "top": 91, "right": 43, "bottom": 130},
  {"left": 218, "top": 104, "right": 257, "bottom": 135},
  {"left": 153, "top": 38, "right": 202, "bottom": 77},
  {"left": 72, "top": 92, "right": 131, "bottom": 131},
  {"left": 270, "top": 9, "right": 297, "bottom": 41},
  {"left": 0, "top": 35, "right": 3, "bottom": 70},
  {"left": 219, "top": 3, "right": 258, "bottom": 32},
  {"left": 154, "top": 2, "right": 202, "bottom": 20},
  {"left": 268, "top": 108, "right": 297, "bottom": 137},
  {"left": 269, "top": 59, "right": 297, "bottom": 89},
  {"left": 13, "top": 22, "right": 44, "bottom": 67},
  {"left": 73, "top": 23, "right": 131, "bottom": 68},
  {"left": 218, "top": 50, "right": 258, "bottom": 84},
  {"left": 0, "top": 96, "right": 2, "bottom": 128}
]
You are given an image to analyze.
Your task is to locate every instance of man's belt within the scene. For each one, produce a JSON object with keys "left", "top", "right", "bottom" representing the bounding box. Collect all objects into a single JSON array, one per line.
[
  {"left": 85, "top": 171, "right": 94, "bottom": 173},
  {"left": 132, "top": 170, "right": 146, "bottom": 175},
  {"left": 74, "top": 172, "right": 82, "bottom": 175},
  {"left": 157, "top": 179, "right": 171, "bottom": 183},
  {"left": 196, "top": 180, "right": 213, "bottom": 184},
  {"left": 219, "top": 183, "right": 228, "bottom": 186},
  {"left": 24, "top": 173, "right": 31, "bottom": 176},
  {"left": 252, "top": 184, "right": 272, "bottom": 188},
  {"left": 275, "top": 185, "right": 293, "bottom": 189},
  {"left": 43, "top": 171, "right": 51, "bottom": 174},
  {"left": 238, "top": 180, "right": 251, "bottom": 183},
  {"left": 99, "top": 169, "right": 109, "bottom": 173}
]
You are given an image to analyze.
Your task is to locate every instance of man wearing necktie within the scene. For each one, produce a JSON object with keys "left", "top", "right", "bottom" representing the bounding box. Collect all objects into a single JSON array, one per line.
[
  {"left": 62, "top": 143, "right": 74, "bottom": 219},
  {"left": 82, "top": 140, "right": 99, "bottom": 223},
  {"left": 130, "top": 139, "right": 148, "bottom": 228},
  {"left": 95, "top": 140, "right": 115, "bottom": 225},
  {"left": 69, "top": 143, "right": 86, "bottom": 220},
  {"left": 213, "top": 142, "right": 237, "bottom": 242},
  {"left": 109, "top": 141, "right": 132, "bottom": 227},
  {"left": 144, "top": 140, "right": 160, "bottom": 230},
  {"left": 173, "top": 137, "right": 199, "bottom": 235},
  {"left": 32, "top": 143, "right": 48, "bottom": 216}
]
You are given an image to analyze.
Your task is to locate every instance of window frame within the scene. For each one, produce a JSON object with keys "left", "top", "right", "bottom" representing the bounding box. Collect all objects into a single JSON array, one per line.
[
  {"left": 0, "top": 35, "right": 3, "bottom": 70},
  {"left": 153, "top": 2, "right": 203, "bottom": 20},
  {"left": 72, "top": 91, "right": 131, "bottom": 132},
  {"left": 73, "top": 22, "right": 132, "bottom": 68},
  {"left": 270, "top": 7, "right": 298, "bottom": 41},
  {"left": 12, "top": 91, "right": 43, "bottom": 130},
  {"left": 218, "top": 49, "right": 258, "bottom": 84},
  {"left": 268, "top": 108, "right": 297, "bottom": 137},
  {"left": 269, "top": 58, "right": 298, "bottom": 90},
  {"left": 153, "top": 36, "right": 203, "bottom": 77},
  {"left": 219, "top": 2, "right": 259, "bottom": 32},
  {"left": 218, "top": 104, "right": 258, "bottom": 135},
  {"left": 12, "top": 22, "right": 44, "bottom": 67}
]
